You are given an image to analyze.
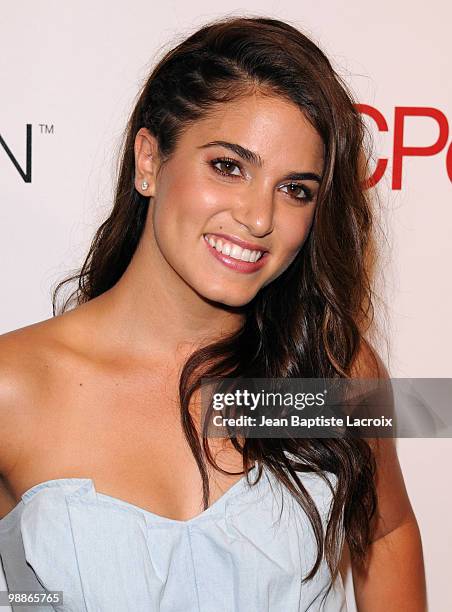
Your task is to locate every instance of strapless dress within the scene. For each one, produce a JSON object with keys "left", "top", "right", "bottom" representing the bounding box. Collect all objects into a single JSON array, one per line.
[{"left": 0, "top": 462, "right": 348, "bottom": 611}]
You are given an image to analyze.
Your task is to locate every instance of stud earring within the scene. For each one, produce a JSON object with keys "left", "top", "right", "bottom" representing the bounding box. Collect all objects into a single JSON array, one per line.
[{"left": 141, "top": 180, "right": 149, "bottom": 191}]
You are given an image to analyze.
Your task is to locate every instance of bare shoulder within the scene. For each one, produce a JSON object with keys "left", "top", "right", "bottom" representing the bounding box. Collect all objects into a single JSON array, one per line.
[
  {"left": 348, "top": 336, "right": 393, "bottom": 429},
  {"left": 0, "top": 315, "right": 75, "bottom": 477},
  {"left": 349, "top": 337, "right": 390, "bottom": 379},
  {"left": 348, "top": 338, "right": 416, "bottom": 542}
]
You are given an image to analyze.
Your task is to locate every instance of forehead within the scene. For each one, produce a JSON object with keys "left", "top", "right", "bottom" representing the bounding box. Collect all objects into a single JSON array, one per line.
[{"left": 176, "top": 93, "right": 324, "bottom": 171}]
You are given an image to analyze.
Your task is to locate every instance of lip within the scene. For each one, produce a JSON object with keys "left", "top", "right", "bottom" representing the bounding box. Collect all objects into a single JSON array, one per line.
[
  {"left": 203, "top": 235, "right": 270, "bottom": 274},
  {"left": 203, "top": 232, "right": 269, "bottom": 253}
]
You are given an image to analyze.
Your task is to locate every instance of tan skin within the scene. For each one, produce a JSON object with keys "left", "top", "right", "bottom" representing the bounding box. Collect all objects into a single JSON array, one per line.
[{"left": 0, "top": 92, "right": 426, "bottom": 610}]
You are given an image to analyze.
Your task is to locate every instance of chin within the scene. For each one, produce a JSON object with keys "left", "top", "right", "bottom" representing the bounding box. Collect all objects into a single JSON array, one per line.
[
  {"left": 199, "top": 284, "right": 257, "bottom": 308},
  {"left": 219, "top": 295, "right": 254, "bottom": 308}
]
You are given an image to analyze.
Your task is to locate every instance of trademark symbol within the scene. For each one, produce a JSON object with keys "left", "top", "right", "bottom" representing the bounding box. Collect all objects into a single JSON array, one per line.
[{"left": 39, "top": 123, "right": 54, "bottom": 134}]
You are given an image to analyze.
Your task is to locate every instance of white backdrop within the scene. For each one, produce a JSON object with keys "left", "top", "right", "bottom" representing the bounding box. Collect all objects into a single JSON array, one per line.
[{"left": 1, "top": 1, "right": 451, "bottom": 610}]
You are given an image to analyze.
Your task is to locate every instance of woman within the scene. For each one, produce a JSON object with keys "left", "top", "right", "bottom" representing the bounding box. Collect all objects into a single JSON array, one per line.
[{"left": 0, "top": 15, "right": 426, "bottom": 612}]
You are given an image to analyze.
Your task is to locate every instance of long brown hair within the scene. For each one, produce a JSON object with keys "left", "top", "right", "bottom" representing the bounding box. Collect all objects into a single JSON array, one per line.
[{"left": 53, "top": 15, "right": 383, "bottom": 592}]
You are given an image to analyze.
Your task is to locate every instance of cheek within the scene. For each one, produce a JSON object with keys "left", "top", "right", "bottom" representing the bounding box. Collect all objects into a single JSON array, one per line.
[
  {"left": 153, "top": 172, "right": 224, "bottom": 237},
  {"left": 280, "top": 214, "right": 314, "bottom": 258}
]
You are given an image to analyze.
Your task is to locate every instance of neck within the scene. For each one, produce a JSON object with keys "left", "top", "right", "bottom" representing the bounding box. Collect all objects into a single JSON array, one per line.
[{"left": 74, "top": 221, "right": 246, "bottom": 364}]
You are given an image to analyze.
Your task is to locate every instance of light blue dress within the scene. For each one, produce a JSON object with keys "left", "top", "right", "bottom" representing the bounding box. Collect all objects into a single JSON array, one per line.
[{"left": 0, "top": 461, "right": 348, "bottom": 611}]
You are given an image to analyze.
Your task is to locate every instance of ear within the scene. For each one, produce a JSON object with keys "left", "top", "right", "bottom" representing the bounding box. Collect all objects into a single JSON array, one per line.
[{"left": 134, "top": 127, "right": 161, "bottom": 196}]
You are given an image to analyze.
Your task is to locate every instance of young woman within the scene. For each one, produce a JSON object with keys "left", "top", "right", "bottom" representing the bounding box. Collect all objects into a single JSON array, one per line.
[{"left": 0, "top": 15, "right": 426, "bottom": 612}]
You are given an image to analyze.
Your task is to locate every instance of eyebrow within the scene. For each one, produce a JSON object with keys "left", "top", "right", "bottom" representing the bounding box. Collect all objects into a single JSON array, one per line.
[{"left": 197, "top": 140, "right": 322, "bottom": 183}]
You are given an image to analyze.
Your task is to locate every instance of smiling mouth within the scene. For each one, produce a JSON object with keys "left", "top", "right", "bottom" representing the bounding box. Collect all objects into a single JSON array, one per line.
[
  {"left": 203, "top": 233, "right": 266, "bottom": 263},
  {"left": 202, "top": 234, "right": 269, "bottom": 274}
]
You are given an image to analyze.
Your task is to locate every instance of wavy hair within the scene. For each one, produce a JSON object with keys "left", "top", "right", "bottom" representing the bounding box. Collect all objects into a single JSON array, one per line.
[{"left": 52, "top": 15, "right": 384, "bottom": 593}]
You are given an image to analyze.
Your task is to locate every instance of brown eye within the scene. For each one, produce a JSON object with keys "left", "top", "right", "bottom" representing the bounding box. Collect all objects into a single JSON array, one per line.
[
  {"left": 211, "top": 157, "right": 242, "bottom": 177},
  {"left": 280, "top": 183, "right": 314, "bottom": 203}
]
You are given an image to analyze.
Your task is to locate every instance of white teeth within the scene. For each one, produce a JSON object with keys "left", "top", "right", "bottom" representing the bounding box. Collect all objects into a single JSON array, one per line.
[
  {"left": 230, "top": 244, "right": 243, "bottom": 259},
  {"left": 204, "top": 234, "right": 265, "bottom": 263}
]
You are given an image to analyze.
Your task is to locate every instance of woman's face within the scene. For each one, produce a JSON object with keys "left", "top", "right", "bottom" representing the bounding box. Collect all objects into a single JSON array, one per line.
[{"left": 134, "top": 92, "right": 324, "bottom": 307}]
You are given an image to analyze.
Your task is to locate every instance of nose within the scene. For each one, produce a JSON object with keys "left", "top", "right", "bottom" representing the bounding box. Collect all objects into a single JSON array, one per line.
[{"left": 230, "top": 183, "right": 275, "bottom": 237}]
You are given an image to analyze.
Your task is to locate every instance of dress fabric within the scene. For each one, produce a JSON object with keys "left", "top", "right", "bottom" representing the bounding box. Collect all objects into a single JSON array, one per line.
[{"left": 0, "top": 462, "right": 348, "bottom": 611}]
